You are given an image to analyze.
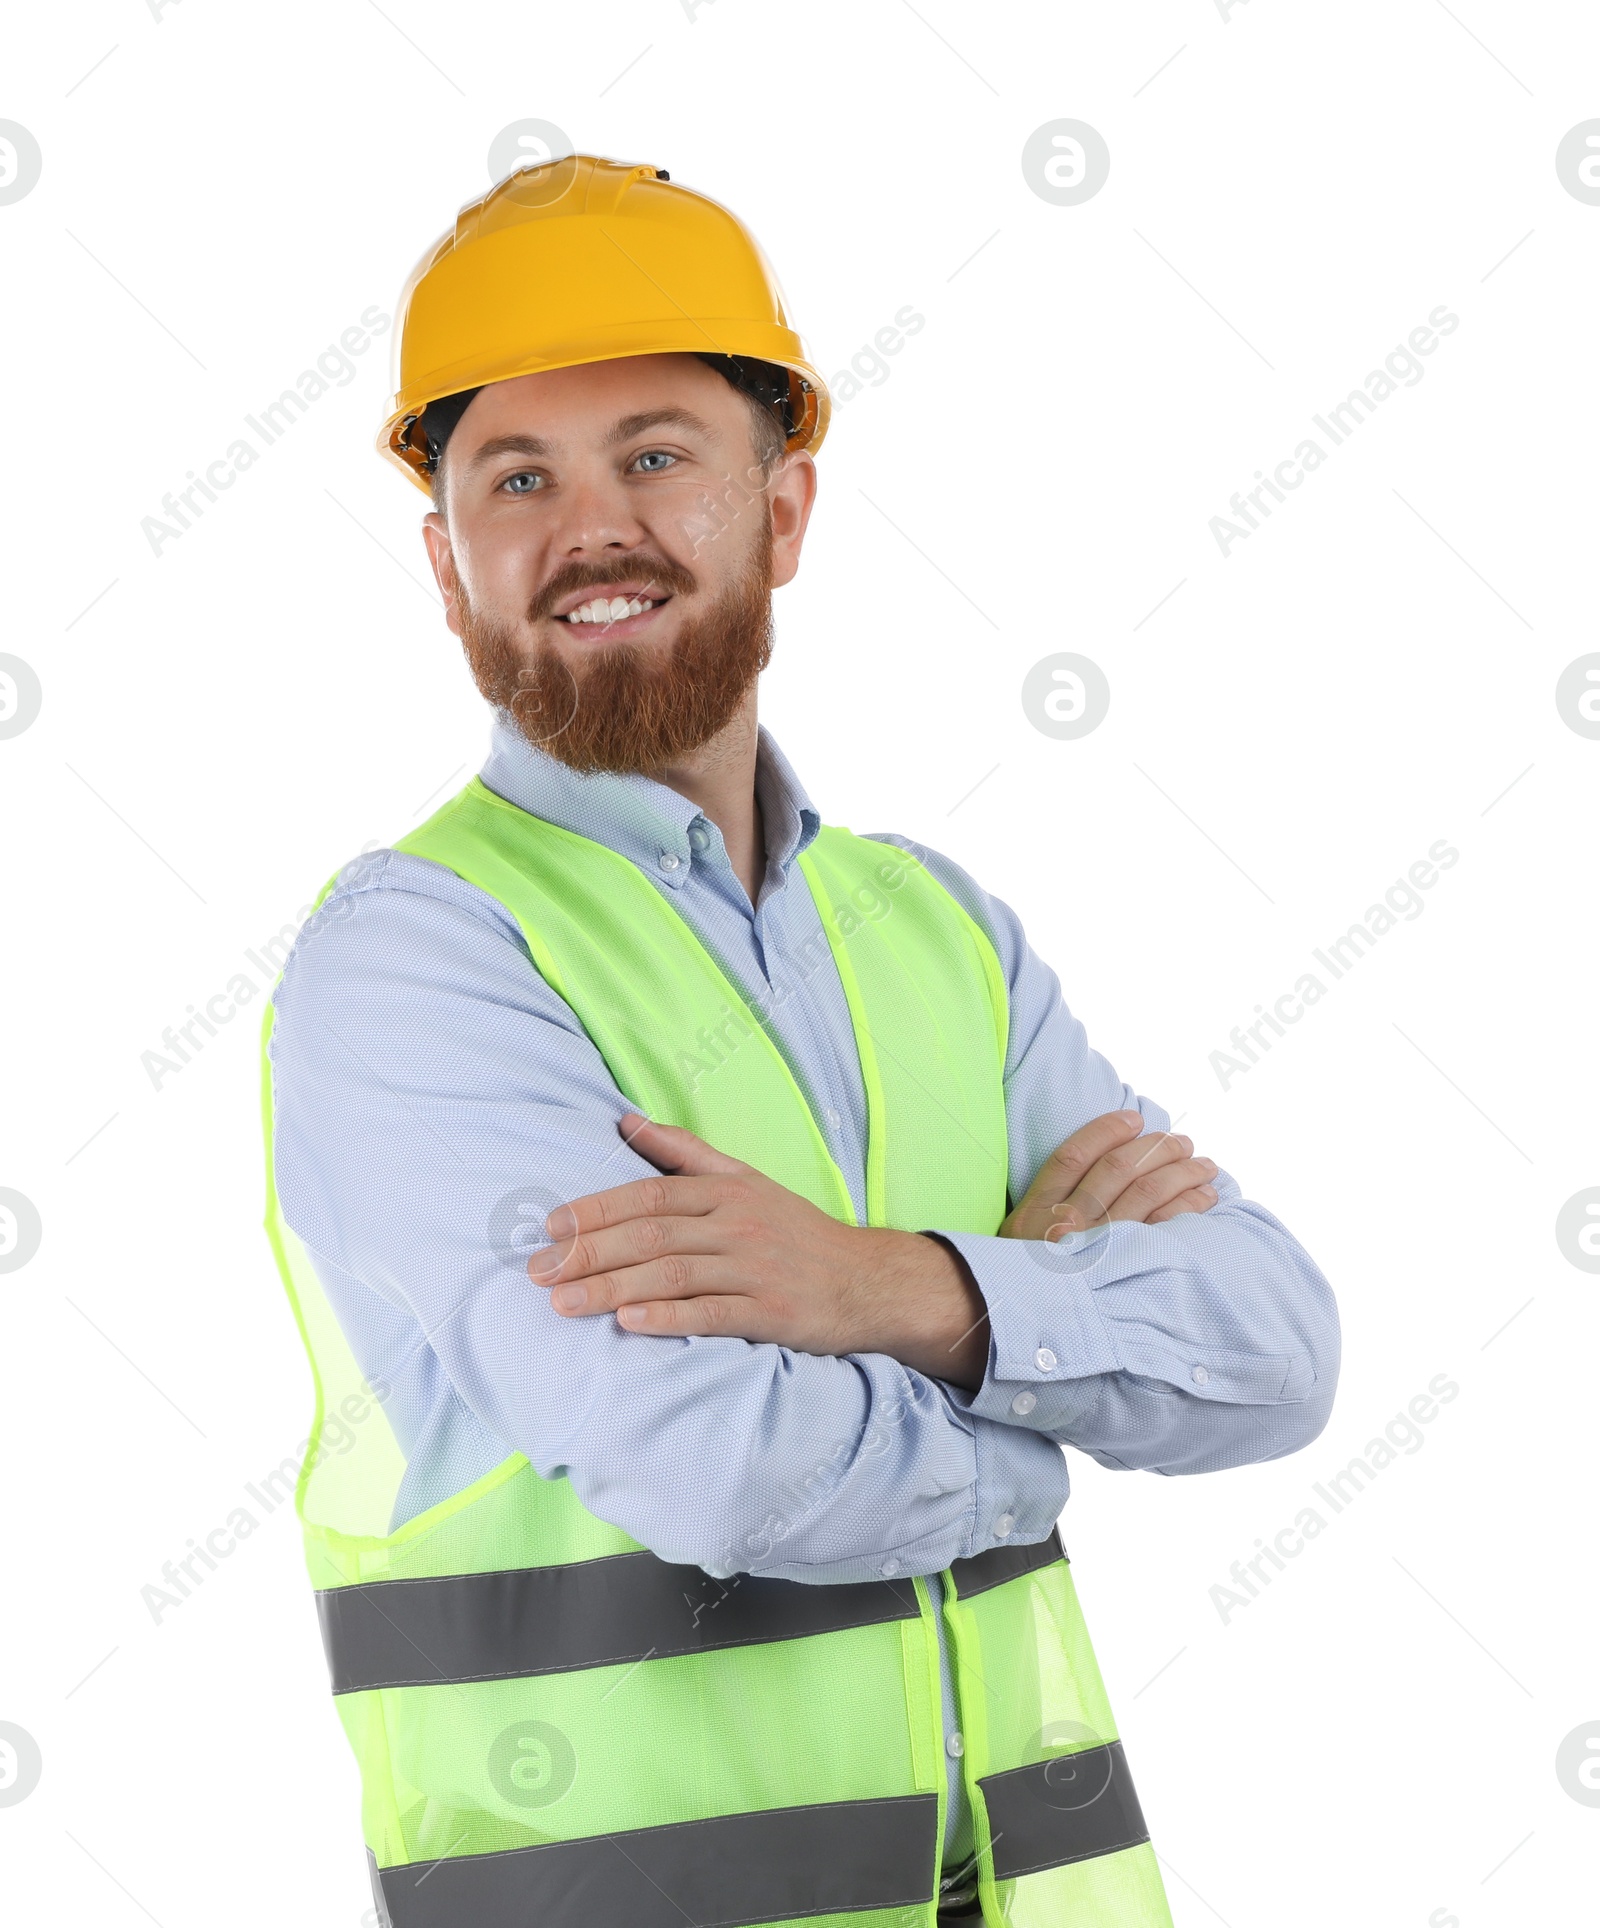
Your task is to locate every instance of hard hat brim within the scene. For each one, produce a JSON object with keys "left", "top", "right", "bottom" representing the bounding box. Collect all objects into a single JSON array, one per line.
[{"left": 380, "top": 336, "right": 827, "bottom": 494}]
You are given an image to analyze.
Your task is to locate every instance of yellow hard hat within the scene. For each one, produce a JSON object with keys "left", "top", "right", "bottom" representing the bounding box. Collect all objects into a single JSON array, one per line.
[{"left": 379, "top": 153, "right": 831, "bottom": 493}]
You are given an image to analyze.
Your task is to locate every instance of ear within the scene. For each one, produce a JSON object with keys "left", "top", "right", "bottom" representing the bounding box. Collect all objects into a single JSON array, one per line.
[
  {"left": 421, "top": 511, "right": 462, "bottom": 637},
  {"left": 767, "top": 451, "right": 817, "bottom": 592}
]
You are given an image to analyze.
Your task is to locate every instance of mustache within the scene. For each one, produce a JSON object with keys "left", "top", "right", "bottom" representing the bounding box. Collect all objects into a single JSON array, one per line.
[{"left": 529, "top": 556, "right": 698, "bottom": 622}]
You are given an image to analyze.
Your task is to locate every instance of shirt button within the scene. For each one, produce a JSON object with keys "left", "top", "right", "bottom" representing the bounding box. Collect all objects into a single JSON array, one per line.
[
  {"left": 824, "top": 1106, "right": 841, "bottom": 1128},
  {"left": 658, "top": 851, "right": 681, "bottom": 872},
  {"left": 688, "top": 824, "right": 709, "bottom": 850},
  {"left": 1010, "top": 1391, "right": 1037, "bottom": 1417},
  {"left": 1034, "top": 1347, "right": 1057, "bottom": 1373},
  {"left": 881, "top": 1557, "right": 901, "bottom": 1577},
  {"left": 1191, "top": 1364, "right": 1210, "bottom": 1386},
  {"left": 994, "top": 1512, "right": 1015, "bottom": 1538},
  {"left": 946, "top": 1731, "right": 965, "bottom": 1759}
]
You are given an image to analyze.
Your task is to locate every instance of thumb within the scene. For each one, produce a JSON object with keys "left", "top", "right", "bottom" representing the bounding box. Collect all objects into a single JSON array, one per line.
[{"left": 617, "top": 1110, "right": 749, "bottom": 1176}]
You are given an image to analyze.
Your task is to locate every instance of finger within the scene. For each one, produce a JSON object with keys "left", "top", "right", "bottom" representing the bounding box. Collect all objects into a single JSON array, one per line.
[
  {"left": 542, "top": 1252, "right": 756, "bottom": 1316},
  {"left": 615, "top": 1292, "right": 768, "bottom": 1338},
  {"left": 1107, "top": 1155, "right": 1218, "bottom": 1223},
  {"left": 617, "top": 1112, "right": 750, "bottom": 1178},
  {"left": 1064, "top": 1149, "right": 1218, "bottom": 1226},
  {"left": 1005, "top": 1110, "right": 1145, "bottom": 1237},
  {"left": 544, "top": 1168, "right": 732, "bottom": 1243},
  {"left": 1056, "top": 1140, "right": 1209, "bottom": 1227},
  {"left": 530, "top": 1202, "right": 731, "bottom": 1288},
  {"left": 1058, "top": 1132, "right": 1197, "bottom": 1226},
  {"left": 1146, "top": 1183, "right": 1220, "bottom": 1224}
]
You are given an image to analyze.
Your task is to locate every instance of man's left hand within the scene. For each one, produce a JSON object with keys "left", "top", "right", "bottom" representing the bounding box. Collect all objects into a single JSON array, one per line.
[{"left": 527, "top": 1112, "right": 991, "bottom": 1388}]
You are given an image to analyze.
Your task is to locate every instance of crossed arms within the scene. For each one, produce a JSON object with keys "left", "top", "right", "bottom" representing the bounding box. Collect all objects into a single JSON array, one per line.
[
  {"left": 529, "top": 1107, "right": 1224, "bottom": 1391},
  {"left": 269, "top": 839, "right": 1339, "bottom": 1581}
]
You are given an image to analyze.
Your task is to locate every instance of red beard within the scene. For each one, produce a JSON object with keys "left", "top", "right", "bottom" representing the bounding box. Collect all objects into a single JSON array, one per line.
[{"left": 456, "top": 503, "right": 775, "bottom": 775}]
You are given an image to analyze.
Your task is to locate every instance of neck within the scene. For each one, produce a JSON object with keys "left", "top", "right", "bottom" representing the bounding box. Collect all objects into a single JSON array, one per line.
[{"left": 638, "top": 686, "right": 765, "bottom": 904}]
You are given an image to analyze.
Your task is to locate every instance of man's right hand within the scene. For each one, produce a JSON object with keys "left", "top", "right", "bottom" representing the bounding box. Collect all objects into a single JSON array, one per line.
[{"left": 1000, "top": 1110, "right": 1219, "bottom": 1243}]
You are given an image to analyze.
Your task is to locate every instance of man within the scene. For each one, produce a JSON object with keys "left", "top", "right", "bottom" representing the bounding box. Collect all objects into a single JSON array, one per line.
[{"left": 262, "top": 154, "right": 1338, "bottom": 1928}]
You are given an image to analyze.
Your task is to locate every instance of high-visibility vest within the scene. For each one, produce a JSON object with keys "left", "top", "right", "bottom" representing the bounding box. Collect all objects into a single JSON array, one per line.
[{"left": 259, "top": 775, "right": 1174, "bottom": 1928}]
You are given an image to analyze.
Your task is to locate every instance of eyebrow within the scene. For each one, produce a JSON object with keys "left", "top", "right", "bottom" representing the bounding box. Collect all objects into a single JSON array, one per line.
[{"left": 463, "top": 407, "right": 721, "bottom": 477}]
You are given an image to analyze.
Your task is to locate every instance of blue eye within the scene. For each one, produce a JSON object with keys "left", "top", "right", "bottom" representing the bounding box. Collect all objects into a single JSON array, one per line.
[
  {"left": 502, "top": 471, "right": 543, "bottom": 495},
  {"left": 634, "top": 450, "right": 675, "bottom": 472}
]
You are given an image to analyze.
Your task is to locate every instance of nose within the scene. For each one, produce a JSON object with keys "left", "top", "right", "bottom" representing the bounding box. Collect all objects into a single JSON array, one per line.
[{"left": 551, "top": 466, "right": 651, "bottom": 561}]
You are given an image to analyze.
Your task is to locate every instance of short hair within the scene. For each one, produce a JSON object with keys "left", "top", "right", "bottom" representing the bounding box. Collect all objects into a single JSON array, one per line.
[
  {"left": 426, "top": 357, "right": 792, "bottom": 512},
  {"left": 729, "top": 380, "right": 788, "bottom": 484},
  {"left": 692, "top": 353, "right": 792, "bottom": 485}
]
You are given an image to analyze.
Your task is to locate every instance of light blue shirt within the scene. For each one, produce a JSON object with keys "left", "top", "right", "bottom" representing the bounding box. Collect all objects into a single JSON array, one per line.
[{"left": 268, "top": 712, "right": 1339, "bottom": 1863}]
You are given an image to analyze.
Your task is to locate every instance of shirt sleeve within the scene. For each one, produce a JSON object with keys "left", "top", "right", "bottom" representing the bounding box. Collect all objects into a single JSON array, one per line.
[
  {"left": 867, "top": 835, "right": 1341, "bottom": 1477},
  {"left": 267, "top": 849, "right": 1069, "bottom": 1583}
]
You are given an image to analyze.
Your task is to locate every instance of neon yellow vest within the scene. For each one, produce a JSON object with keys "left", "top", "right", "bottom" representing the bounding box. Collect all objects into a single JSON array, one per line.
[{"left": 259, "top": 777, "right": 1174, "bottom": 1928}]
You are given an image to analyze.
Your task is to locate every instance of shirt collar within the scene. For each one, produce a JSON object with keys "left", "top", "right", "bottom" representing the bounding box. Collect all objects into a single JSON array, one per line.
[{"left": 477, "top": 709, "right": 823, "bottom": 883}]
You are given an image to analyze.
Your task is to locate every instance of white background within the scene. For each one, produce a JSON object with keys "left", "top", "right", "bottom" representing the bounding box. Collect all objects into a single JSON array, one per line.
[{"left": 2, "top": 2, "right": 1597, "bottom": 1923}]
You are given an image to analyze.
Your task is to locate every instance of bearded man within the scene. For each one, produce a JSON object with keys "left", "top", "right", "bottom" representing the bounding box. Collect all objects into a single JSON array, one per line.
[{"left": 262, "top": 154, "right": 1337, "bottom": 1928}]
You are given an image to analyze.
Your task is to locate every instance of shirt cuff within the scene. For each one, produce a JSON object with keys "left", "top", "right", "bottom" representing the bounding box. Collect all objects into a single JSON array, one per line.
[
  {"left": 962, "top": 1402, "right": 1070, "bottom": 1555},
  {"left": 931, "top": 1224, "right": 1320, "bottom": 1426},
  {"left": 929, "top": 1226, "right": 1122, "bottom": 1430}
]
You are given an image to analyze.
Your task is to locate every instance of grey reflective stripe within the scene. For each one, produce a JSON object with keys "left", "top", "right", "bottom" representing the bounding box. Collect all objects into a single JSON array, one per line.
[
  {"left": 373, "top": 1794, "right": 939, "bottom": 1928},
  {"left": 364, "top": 1848, "right": 395, "bottom": 1928},
  {"left": 978, "top": 1740, "right": 1149, "bottom": 1879},
  {"left": 317, "top": 1549, "right": 920, "bottom": 1694},
  {"left": 946, "top": 1525, "right": 1066, "bottom": 1600}
]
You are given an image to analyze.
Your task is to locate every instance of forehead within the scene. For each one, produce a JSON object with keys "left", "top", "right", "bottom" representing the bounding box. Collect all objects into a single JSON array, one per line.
[{"left": 454, "top": 353, "right": 735, "bottom": 450}]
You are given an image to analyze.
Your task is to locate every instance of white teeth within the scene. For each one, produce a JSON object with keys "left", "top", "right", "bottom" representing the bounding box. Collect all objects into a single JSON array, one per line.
[{"left": 563, "top": 597, "right": 657, "bottom": 624}]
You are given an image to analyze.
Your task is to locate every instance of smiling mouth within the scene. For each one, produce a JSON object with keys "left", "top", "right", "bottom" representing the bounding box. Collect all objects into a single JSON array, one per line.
[{"left": 556, "top": 592, "right": 673, "bottom": 628}]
